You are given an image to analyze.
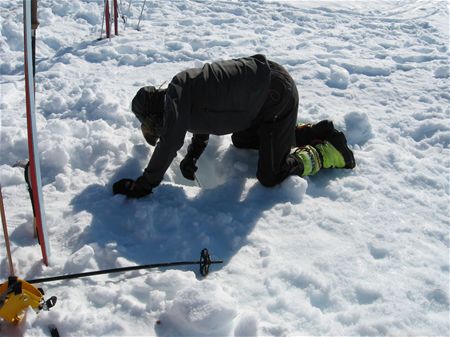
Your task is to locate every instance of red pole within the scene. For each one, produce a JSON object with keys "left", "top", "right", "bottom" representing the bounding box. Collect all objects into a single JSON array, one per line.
[
  {"left": 24, "top": 0, "right": 50, "bottom": 266},
  {"left": 0, "top": 185, "right": 15, "bottom": 276},
  {"left": 113, "top": 0, "right": 118, "bottom": 36},
  {"left": 105, "top": 0, "right": 110, "bottom": 39}
]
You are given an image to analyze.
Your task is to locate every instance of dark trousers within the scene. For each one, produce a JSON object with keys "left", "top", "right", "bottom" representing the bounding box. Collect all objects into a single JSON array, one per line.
[{"left": 232, "top": 61, "right": 300, "bottom": 187}]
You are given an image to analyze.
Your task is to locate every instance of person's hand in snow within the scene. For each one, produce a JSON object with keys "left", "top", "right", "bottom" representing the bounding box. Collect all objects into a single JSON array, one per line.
[
  {"left": 113, "top": 176, "right": 153, "bottom": 198},
  {"left": 180, "top": 155, "right": 198, "bottom": 181}
]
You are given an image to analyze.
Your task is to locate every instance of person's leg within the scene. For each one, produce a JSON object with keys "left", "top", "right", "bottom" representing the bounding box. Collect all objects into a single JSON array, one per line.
[
  {"left": 255, "top": 61, "right": 356, "bottom": 184},
  {"left": 231, "top": 124, "right": 260, "bottom": 150},
  {"left": 256, "top": 62, "right": 301, "bottom": 187},
  {"left": 257, "top": 109, "right": 299, "bottom": 186}
]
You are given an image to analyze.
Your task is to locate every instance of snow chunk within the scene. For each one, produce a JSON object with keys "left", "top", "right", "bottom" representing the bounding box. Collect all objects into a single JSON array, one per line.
[
  {"left": 326, "top": 65, "right": 350, "bottom": 89},
  {"left": 145, "top": 270, "right": 197, "bottom": 300},
  {"left": 87, "top": 286, "right": 117, "bottom": 307},
  {"left": 117, "top": 294, "right": 147, "bottom": 316},
  {"left": 234, "top": 313, "right": 259, "bottom": 336},
  {"left": 41, "top": 144, "right": 69, "bottom": 173},
  {"left": 344, "top": 111, "right": 373, "bottom": 145},
  {"left": 158, "top": 281, "right": 237, "bottom": 336},
  {"left": 64, "top": 245, "right": 95, "bottom": 273},
  {"left": 0, "top": 165, "right": 23, "bottom": 186},
  {"left": 74, "top": 9, "right": 101, "bottom": 25},
  {"left": 340, "top": 61, "right": 392, "bottom": 77},
  {"left": 54, "top": 173, "right": 71, "bottom": 192},
  {"left": 278, "top": 176, "right": 308, "bottom": 204},
  {"left": 1, "top": 20, "right": 23, "bottom": 52}
]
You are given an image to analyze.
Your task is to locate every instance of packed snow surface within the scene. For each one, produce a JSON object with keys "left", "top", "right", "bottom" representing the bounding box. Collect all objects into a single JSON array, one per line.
[{"left": 1, "top": 0, "right": 449, "bottom": 336}]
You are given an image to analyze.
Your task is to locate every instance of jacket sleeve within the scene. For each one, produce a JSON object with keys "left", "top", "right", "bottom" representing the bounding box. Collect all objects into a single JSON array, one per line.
[
  {"left": 142, "top": 91, "right": 187, "bottom": 187},
  {"left": 186, "top": 134, "right": 209, "bottom": 160}
]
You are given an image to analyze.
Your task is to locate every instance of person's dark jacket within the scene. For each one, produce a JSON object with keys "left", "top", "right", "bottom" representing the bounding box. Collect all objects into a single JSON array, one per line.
[{"left": 143, "top": 54, "right": 272, "bottom": 187}]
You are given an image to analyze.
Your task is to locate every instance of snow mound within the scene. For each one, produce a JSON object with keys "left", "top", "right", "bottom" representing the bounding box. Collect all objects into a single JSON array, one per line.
[
  {"left": 0, "top": 165, "right": 23, "bottom": 187},
  {"left": 326, "top": 65, "right": 350, "bottom": 89},
  {"left": 278, "top": 176, "right": 308, "bottom": 204},
  {"left": 158, "top": 279, "right": 237, "bottom": 336},
  {"left": 64, "top": 244, "right": 95, "bottom": 273},
  {"left": 344, "top": 111, "right": 373, "bottom": 145},
  {"left": 234, "top": 313, "right": 259, "bottom": 336}
]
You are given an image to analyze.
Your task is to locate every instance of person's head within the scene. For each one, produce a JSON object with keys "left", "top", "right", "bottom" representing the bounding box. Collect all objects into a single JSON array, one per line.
[{"left": 131, "top": 86, "right": 166, "bottom": 146}]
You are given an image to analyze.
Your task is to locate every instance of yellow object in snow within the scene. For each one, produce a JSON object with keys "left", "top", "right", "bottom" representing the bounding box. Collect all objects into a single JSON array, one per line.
[{"left": 0, "top": 277, "right": 44, "bottom": 324}]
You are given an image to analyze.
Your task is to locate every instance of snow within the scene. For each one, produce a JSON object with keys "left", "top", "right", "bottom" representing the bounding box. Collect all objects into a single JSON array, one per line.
[{"left": 0, "top": 0, "right": 449, "bottom": 336}]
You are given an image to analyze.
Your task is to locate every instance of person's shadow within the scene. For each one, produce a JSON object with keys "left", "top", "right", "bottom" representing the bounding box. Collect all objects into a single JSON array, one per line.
[{"left": 68, "top": 146, "right": 302, "bottom": 275}]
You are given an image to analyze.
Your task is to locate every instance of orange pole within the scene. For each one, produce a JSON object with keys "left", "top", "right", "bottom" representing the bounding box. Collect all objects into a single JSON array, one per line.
[{"left": 0, "top": 185, "right": 15, "bottom": 276}]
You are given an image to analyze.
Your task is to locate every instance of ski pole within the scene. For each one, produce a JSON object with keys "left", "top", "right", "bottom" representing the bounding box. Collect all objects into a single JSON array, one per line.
[
  {"left": 194, "top": 174, "right": 202, "bottom": 188},
  {"left": 99, "top": 0, "right": 106, "bottom": 40},
  {"left": 0, "top": 185, "right": 15, "bottom": 276},
  {"left": 27, "top": 249, "right": 222, "bottom": 284},
  {"left": 137, "top": 0, "right": 146, "bottom": 31},
  {"left": 127, "top": 0, "right": 132, "bottom": 15},
  {"left": 118, "top": 0, "right": 126, "bottom": 27},
  {"left": 122, "top": 0, "right": 132, "bottom": 30}
]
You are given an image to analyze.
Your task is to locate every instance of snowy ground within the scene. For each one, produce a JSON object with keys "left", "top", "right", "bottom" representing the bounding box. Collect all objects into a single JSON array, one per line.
[{"left": 1, "top": 0, "right": 449, "bottom": 336}]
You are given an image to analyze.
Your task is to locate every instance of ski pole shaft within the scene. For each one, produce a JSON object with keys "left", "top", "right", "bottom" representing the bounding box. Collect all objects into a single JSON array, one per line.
[
  {"left": 100, "top": 0, "right": 105, "bottom": 40},
  {"left": 194, "top": 174, "right": 202, "bottom": 188},
  {"left": 137, "top": 0, "right": 146, "bottom": 30},
  {"left": 0, "top": 185, "right": 15, "bottom": 276},
  {"left": 27, "top": 249, "right": 222, "bottom": 284},
  {"left": 122, "top": 0, "right": 132, "bottom": 30},
  {"left": 127, "top": 0, "right": 132, "bottom": 15},
  {"left": 27, "top": 261, "right": 222, "bottom": 284}
]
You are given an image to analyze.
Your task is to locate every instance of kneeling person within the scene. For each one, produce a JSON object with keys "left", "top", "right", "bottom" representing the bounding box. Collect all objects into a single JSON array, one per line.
[{"left": 113, "top": 54, "right": 355, "bottom": 198}]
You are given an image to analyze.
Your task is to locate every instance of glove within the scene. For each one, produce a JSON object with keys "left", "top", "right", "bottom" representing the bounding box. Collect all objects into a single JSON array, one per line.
[
  {"left": 180, "top": 155, "right": 198, "bottom": 181},
  {"left": 113, "top": 176, "right": 153, "bottom": 198}
]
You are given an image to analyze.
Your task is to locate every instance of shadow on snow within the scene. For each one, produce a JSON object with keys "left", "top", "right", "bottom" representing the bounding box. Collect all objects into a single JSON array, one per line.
[{"left": 68, "top": 150, "right": 296, "bottom": 276}]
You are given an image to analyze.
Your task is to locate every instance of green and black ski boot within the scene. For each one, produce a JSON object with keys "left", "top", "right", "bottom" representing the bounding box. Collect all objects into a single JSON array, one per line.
[
  {"left": 317, "top": 130, "right": 356, "bottom": 169},
  {"left": 290, "top": 129, "right": 355, "bottom": 177}
]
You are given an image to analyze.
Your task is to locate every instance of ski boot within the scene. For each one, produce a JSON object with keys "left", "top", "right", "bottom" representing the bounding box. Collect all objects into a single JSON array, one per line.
[
  {"left": 295, "top": 119, "right": 335, "bottom": 147},
  {"left": 317, "top": 130, "right": 356, "bottom": 169},
  {"left": 290, "top": 145, "right": 322, "bottom": 177},
  {"left": 290, "top": 130, "right": 355, "bottom": 176}
]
